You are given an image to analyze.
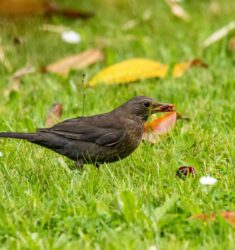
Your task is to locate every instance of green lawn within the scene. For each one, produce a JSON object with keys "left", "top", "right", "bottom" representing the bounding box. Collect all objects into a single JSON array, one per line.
[{"left": 0, "top": 0, "right": 235, "bottom": 249}]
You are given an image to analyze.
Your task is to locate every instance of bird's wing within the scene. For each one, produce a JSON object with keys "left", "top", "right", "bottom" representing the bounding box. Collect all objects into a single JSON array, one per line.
[{"left": 40, "top": 117, "right": 126, "bottom": 147}]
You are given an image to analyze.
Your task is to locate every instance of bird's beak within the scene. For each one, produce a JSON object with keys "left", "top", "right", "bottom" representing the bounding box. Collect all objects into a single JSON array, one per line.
[{"left": 151, "top": 102, "right": 175, "bottom": 113}]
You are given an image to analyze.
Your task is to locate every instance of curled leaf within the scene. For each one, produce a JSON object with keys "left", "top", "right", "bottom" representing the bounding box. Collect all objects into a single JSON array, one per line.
[
  {"left": 45, "top": 48, "right": 104, "bottom": 76},
  {"left": 89, "top": 58, "right": 207, "bottom": 86},
  {"left": 45, "top": 103, "right": 63, "bottom": 127}
]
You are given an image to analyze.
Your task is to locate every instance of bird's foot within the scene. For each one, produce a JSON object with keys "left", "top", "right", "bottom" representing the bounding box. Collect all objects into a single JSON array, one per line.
[
  {"left": 95, "top": 163, "right": 100, "bottom": 170},
  {"left": 75, "top": 160, "right": 84, "bottom": 170}
]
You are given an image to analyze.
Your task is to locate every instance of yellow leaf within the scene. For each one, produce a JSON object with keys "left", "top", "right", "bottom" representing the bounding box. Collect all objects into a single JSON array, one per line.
[
  {"left": 89, "top": 59, "right": 168, "bottom": 86},
  {"left": 89, "top": 58, "right": 207, "bottom": 86}
]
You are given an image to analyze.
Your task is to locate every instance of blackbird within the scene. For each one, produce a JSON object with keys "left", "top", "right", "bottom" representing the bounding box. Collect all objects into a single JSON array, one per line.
[{"left": 0, "top": 96, "right": 174, "bottom": 168}]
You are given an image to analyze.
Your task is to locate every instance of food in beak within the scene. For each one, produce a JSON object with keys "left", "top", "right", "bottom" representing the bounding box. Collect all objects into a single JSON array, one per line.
[{"left": 153, "top": 103, "right": 175, "bottom": 112}]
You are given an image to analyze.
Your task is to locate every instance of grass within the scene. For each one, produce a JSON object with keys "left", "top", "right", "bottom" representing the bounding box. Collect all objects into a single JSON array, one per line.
[{"left": 0, "top": 0, "right": 235, "bottom": 249}]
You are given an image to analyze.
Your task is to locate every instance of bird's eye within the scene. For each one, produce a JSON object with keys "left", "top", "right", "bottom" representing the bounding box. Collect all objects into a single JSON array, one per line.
[{"left": 144, "top": 102, "right": 150, "bottom": 107}]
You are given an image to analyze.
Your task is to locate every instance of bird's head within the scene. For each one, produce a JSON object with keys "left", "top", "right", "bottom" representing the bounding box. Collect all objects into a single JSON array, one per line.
[{"left": 119, "top": 96, "right": 175, "bottom": 121}]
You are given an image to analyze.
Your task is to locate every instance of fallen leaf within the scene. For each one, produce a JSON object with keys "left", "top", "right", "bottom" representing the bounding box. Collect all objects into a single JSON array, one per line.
[
  {"left": 12, "top": 65, "right": 36, "bottom": 79},
  {"left": 45, "top": 48, "right": 104, "bottom": 76},
  {"left": 0, "top": 0, "right": 48, "bottom": 16},
  {"left": 173, "top": 59, "right": 208, "bottom": 78},
  {"left": 89, "top": 58, "right": 207, "bottom": 86},
  {"left": 142, "top": 112, "right": 177, "bottom": 143},
  {"left": 221, "top": 211, "right": 235, "bottom": 227},
  {"left": 48, "top": 3, "right": 93, "bottom": 19},
  {"left": 165, "top": 0, "right": 190, "bottom": 21},
  {"left": 203, "top": 21, "right": 235, "bottom": 48},
  {"left": 0, "top": 0, "right": 93, "bottom": 19},
  {"left": 45, "top": 103, "right": 63, "bottom": 127},
  {"left": 191, "top": 213, "right": 216, "bottom": 222},
  {"left": 192, "top": 211, "right": 235, "bottom": 227},
  {"left": 4, "top": 65, "right": 36, "bottom": 97}
]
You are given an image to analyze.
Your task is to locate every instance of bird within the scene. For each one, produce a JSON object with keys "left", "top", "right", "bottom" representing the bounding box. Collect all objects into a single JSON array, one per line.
[{"left": 0, "top": 96, "right": 174, "bottom": 168}]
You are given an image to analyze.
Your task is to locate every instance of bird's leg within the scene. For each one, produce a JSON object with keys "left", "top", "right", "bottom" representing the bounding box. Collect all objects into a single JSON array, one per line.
[
  {"left": 75, "top": 160, "right": 83, "bottom": 170},
  {"left": 95, "top": 163, "right": 100, "bottom": 170}
]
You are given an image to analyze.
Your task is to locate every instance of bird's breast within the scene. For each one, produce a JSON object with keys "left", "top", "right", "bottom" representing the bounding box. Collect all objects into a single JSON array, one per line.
[{"left": 114, "top": 119, "right": 144, "bottom": 158}]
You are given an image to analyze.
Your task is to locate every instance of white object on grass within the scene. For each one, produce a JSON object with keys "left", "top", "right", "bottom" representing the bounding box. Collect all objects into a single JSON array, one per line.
[
  {"left": 0, "top": 151, "right": 3, "bottom": 157},
  {"left": 149, "top": 246, "right": 158, "bottom": 250},
  {"left": 61, "top": 30, "right": 81, "bottom": 44},
  {"left": 199, "top": 176, "right": 217, "bottom": 185},
  {"left": 203, "top": 21, "right": 235, "bottom": 48}
]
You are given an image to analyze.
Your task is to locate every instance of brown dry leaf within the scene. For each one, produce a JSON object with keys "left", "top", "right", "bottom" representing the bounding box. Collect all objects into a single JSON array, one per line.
[
  {"left": 0, "top": 0, "right": 48, "bottom": 16},
  {"left": 45, "top": 49, "right": 104, "bottom": 76},
  {"left": 191, "top": 213, "right": 216, "bottom": 222},
  {"left": 173, "top": 59, "right": 208, "bottom": 78},
  {"left": 165, "top": 0, "right": 190, "bottom": 21},
  {"left": 89, "top": 58, "right": 207, "bottom": 86},
  {"left": 12, "top": 65, "right": 36, "bottom": 79},
  {"left": 203, "top": 21, "right": 235, "bottom": 48},
  {"left": 221, "top": 211, "right": 235, "bottom": 227},
  {"left": 142, "top": 112, "right": 177, "bottom": 143},
  {"left": 4, "top": 65, "right": 36, "bottom": 97},
  {"left": 45, "top": 103, "right": 63, "bottom": 127},
  {"left": 0, "top": 0, "right": 93, "bottom": 19},
  {"left": 192, "top": 211, "right": 235, "bottom": 227}
]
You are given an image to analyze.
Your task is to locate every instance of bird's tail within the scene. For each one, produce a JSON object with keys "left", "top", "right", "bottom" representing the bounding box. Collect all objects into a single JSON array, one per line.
[{"left": 0, "top": 132, "right": 36, "bottom": 141}]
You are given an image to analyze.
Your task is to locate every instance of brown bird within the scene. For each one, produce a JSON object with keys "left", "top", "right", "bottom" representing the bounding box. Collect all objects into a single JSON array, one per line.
[{"left": 0, "top": 96, "right": 174, "bottom": 168}]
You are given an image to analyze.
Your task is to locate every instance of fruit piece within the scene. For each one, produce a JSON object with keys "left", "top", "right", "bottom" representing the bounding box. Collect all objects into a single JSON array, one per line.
[{"left": 176, "top": 166, "right": 196, "bottom": 178}]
